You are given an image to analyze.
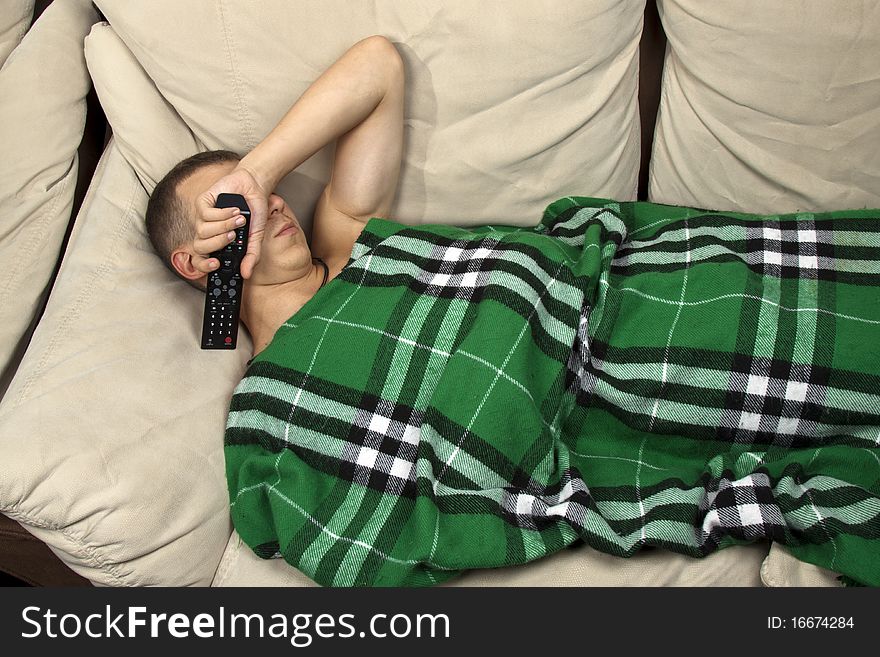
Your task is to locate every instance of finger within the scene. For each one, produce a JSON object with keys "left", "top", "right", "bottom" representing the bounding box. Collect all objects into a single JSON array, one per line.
[
  {"left": 193, "top": 230, "right": 237, "bottom": 256},
  {"left": 239, "top": 253, "right": 255, "bottom": 280},
  {"left": 199, "top": 205, "right": 241, "bottom": 226},
  {"left": 240, "top": 198, "right": 267, "bottom": 280},
  {"left": 192, "top": 254, "right": 220, "bottom": 275},
  {"left": 196, "top": 213, "right": 247, "bottom": 240}
]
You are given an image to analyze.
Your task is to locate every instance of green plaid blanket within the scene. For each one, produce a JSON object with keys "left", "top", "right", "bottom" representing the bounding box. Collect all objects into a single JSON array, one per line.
[{"left": 225, "top": 197, "right": 880, "bottom": 586}]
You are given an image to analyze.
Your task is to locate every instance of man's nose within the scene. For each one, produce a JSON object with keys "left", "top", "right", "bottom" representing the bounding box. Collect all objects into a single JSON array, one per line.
[{"left": 269, "top": 194, "right": 284, "bottom": 214}]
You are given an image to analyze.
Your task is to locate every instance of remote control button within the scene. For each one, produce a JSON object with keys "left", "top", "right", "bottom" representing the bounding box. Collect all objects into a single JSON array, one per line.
[
  {"left": 213, "top": 288, "right": 221, "bottom": 297},
  {"left": 229, "top": 279, "right": 237, "bottom": 287},
  {"left": 225, "top": 337, "right": 233, "bottom": 344},
  {"left": 228, "top": 289, "right": 236, "bottom": 298}
]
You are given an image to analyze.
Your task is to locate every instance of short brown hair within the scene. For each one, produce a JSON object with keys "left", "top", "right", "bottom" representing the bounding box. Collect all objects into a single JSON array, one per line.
[{"left": 145, "top": 150, "right": 240, "bottom": 285}]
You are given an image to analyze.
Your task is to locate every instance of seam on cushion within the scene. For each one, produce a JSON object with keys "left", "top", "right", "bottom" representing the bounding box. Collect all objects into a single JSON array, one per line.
[
  {"left": 759, "top": 547, "right": 781, "bottom": 587},
  {"left": 12, "top": 145, "right": 138, "bottom": 407},
  {"left": 1, "top": 506, "right": 128, "bottom": 586},
  {"left": 217, "top": 0, "right": 255, "bottom": 150},
  {"left": 0, "top": 160, "right": 73, "bottom": 311},
  {"left": 210, "top": 533, "right": 240, "bottom": 586}
]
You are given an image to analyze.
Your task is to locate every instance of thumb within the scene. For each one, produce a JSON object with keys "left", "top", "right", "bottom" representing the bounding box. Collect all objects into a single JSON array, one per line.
[
  {"left": 240, "top": 226, "right": 264, "bottom": 279},
  {"left": 240, "top": 194, "right": 268, "bottom": 279}
]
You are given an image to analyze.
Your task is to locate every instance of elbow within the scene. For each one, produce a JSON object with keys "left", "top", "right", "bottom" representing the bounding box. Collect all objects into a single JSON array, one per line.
[{"left": 359, "top": 35, "right": 404, "bottom": 82}]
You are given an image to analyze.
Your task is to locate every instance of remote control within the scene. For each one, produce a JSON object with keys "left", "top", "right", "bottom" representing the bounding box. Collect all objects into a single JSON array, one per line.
[{"left": 200, "top": 193, "right": 249, "bottom": 349}]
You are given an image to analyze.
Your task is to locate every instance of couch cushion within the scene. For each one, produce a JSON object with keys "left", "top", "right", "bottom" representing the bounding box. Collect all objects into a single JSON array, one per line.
[
  {"left": 761, "top": 544, "right": 842, "bottom": 587},
  {"left": 0, "top": 0, "right": 97, "bottom": 377},
  {"left": 213, "top": 529, "right": 768, "bottom": 587},
  {"left": 93, "top": 0, "right": 643, "bottom": 228},
  {"left": 84, "top": 23, "right": 204, "bottom": 191},
  {"left": 0, "top": 144, "right": 239, "bottom": 586},
  {"left": 649, "top": 0, "right": 880, "bottom": 213},
  {"left": 0, "top": 0, "right": 32, "bottom": 67}
]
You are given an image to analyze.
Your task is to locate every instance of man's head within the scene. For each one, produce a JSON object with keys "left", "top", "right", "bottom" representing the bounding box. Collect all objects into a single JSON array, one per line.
[
  {"left": 146, "top": 150, "right": 240, "bottom": 290},
  {"left": 146, "top": 150, "right": 313, "bottom": 291}
]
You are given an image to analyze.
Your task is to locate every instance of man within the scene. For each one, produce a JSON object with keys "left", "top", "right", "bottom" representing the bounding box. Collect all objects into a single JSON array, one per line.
[
  {"left": 146, "top": 35, "right": 404, "bottom": 355},
  {"left": 147, "top": 36, "right": 880, "bottom": 587}
]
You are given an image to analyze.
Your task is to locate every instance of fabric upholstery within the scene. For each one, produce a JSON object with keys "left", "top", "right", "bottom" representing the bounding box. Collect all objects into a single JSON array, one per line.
[
  {"left": 93, "top": 0, "right": 644, "bottom": 229},
  {"left": 0, "top": 0, "right": 33, "bottom": 67},
  {"left": 761, "top": 543, "right": 841, "bottom": 587},
  {"left": 0, "top": 144, "right": 239, "bottom": 585},
  {"left": 84, "top": 23, "right": 204, "bottom": 191},
  {"left": 0, "top": 0, "right": 98, "bottom": 375},
  {"left": 649, "top": 0, "right": 880, "bottom": 213},
  {"left": 213, "top": 529, "right": 768, "bottom": 587}
]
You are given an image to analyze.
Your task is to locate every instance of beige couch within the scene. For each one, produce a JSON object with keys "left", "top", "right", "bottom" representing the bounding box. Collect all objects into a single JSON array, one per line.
[{"left": 2, "top": 0, "right": 877, "bottom": 587}]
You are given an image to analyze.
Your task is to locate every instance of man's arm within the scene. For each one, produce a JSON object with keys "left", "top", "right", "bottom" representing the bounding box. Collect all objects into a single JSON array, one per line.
[{"left": 195, "top": 36, "right": 404, "bottom": 278}]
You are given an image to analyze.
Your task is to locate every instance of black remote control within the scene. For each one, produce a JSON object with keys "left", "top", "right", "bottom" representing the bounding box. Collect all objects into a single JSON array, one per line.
[{"left": 200, "top": 193, "right": 249, "bottom": 349}]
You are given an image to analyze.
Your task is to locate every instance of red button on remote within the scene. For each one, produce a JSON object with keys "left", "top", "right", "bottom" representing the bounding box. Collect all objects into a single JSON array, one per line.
[{"left": 224, "top": 337, "right": 232, "bottom": 344}]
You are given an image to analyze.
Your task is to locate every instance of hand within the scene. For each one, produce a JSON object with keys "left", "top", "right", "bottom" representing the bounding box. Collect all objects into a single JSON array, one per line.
[{"left": 193, "top": 165, "right": 269, "bottom": 279}]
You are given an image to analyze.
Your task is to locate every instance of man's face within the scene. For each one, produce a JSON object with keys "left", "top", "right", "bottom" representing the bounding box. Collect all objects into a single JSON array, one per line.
[{"left": 176, "top": 161, "right": 313, "bottom": 286}]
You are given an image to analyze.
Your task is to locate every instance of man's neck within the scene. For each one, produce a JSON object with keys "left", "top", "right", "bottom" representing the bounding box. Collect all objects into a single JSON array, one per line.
[{"left": 240, "top": 261, "right": 326, "bottom": 356}]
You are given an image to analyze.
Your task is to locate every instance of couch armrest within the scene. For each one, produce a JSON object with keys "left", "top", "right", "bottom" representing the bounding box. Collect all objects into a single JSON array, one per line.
[
  {"left": 0, "top": 0, "right": 100, "bottom": 385},
  {"left": 0, "top": 0, "right": 106, "bottom": 587}
]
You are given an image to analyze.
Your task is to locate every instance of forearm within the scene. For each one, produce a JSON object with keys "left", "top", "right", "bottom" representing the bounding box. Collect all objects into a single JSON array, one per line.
[{"left": 239, "top": 36, "right": 402, "bottom": 192}]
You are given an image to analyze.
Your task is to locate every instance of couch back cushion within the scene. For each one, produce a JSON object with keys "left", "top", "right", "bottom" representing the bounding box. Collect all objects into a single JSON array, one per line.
[
  {"left": 85, "top": 24, "right": 204, "bottom": 191},
  {"left": 650, "top": 0, "right": 880, "bottom": 213},
  {"left": 94, "top": 0, "right": 644, "bottom": 228}
]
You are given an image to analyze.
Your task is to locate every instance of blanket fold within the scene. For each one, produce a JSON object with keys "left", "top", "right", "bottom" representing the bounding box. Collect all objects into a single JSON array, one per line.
[{"left": 226, "top": 198, "right": 880, "bottom": 586}]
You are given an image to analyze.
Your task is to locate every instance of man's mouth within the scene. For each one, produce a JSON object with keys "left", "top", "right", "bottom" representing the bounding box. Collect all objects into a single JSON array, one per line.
[{"left": 274, "top": 223, "right": 298, "bottom": 238}]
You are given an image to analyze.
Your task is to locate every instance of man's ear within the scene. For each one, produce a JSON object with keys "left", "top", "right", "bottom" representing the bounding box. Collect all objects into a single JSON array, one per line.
[{"left": 170, "top": 248, "right": 207, "bottom": 285}]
